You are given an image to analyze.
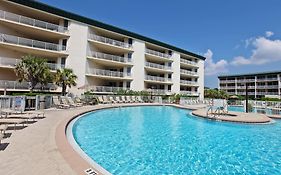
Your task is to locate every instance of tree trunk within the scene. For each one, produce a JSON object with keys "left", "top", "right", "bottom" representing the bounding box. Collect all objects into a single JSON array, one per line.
[{"left": 62, "top": 81, "right": 66, "bottom": 96}]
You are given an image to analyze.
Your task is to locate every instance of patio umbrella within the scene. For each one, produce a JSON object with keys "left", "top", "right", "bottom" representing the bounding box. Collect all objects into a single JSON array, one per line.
[{"left": 229, "top": 95, "right": 239, "bottom": 99}]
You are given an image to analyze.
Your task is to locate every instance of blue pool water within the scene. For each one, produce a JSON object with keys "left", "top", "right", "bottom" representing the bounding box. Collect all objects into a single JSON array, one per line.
[
  {"left": 228, "top": 106, "right": 281, "bottom": 115},
  {"left": 72, "top": 106, "right": 281, "bottom": 174}
]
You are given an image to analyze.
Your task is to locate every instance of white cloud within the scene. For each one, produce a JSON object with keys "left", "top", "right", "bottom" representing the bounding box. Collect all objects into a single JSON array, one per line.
[
  {"left": 231, "top": 36, "right": 281, "bottom": 66},
  {"left": 265, "top": 31, "right": 274, "bottom": 37},
  {"left": 204, "top": 49, "right": 228, "bottom": 76}
]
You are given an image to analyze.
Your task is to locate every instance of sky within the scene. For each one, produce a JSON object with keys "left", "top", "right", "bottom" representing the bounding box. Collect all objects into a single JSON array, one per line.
[{"left": 40, "top": 0, "right": 281, "bottom": 88}]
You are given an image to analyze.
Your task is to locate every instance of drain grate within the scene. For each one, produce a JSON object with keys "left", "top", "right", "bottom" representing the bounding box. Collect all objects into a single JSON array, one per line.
[{"left": 84, "top": 168, "right": 98, "bottom": 175}]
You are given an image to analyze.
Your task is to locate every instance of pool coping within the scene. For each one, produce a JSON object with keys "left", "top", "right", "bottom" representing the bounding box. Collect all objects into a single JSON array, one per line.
[{"left": 56, "top": 103, "right": 274, "bottom": 175}]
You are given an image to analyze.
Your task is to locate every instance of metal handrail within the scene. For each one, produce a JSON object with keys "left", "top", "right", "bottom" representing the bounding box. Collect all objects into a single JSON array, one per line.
[
  {"left": 89, "top": 34, "right": 132, "bottom": 48},
  {"left": 89, "top": 85, "right": 129, "bottom": 92},
  {"left": 145, "top": 61, "right": 171, "bottom": 70},
  {"left": 88, "top": 51, "right": 131, "bottom": 63},
  {"left": 0, "top": 80, "right": 57, "bottom": 90},
  {"left": 145, "top": 75, "right": 171, "bottom": 82},
  {"left": 180, "top": 58, "right": 197, "bottom": 65},
  {"left": 145, "top": 48, "right": 171, "bottom": 59},
  {"left": 0, "top": 33, "right": 66, "bottom": 51},
  {"left": 0, "top": 10, "right": 68, "bottom": 33},
  {"left": 86, "top": 68, "right": 130, "bottom": 78},
  {"left": 180, "top": 80, "right": 198, "bottom": 85},
  {"left": 180, "top": 69, "right": 198, "bottom": 75}
]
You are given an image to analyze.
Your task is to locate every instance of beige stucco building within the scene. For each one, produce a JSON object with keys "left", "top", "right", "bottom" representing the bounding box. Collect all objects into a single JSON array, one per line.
[{"left": 0, "top": 0, "right": 205, "bottom": 98}]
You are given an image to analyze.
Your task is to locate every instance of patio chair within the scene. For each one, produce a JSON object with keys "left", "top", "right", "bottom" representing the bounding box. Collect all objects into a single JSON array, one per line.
[
  {"left": 0, "top": 132, "right": 4, "bottom": 144},
  {"left": 137, "top": 96, "right": 144, "bottom": 103},
  {"left": 126, "top": 96, "right": 133, "bottom": 103},
  {"left": 0, "top": 124, "right": 8, "bottom": 134},
  {"left": 53, "top": 96, "right": 70, "bottom": 109},
  {"left": 115, "top": 96, "right": 122, "bottom": 103},
  {"left": 67, "top": 97, "right": 83, "bottom": 107},
  {"left": 121, "top": 96, "right": 128, "bottom": 103},
  {"left": 131, "top": 96, "right": 137, "bottom": 103},
  {"left": 102, "top": 96, "right": 111, "bottom": 104},
  {"left": 109, "top": 96, "right": 117, "bottom": 103}
]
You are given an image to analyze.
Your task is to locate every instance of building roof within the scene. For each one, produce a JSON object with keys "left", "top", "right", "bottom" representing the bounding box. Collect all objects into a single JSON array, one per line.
[
  {"left": 218, "top": 70, "right": 281, "bottom": 79},
  {"left": 8, "top": 0, "right": 206, "bottom": 60}
]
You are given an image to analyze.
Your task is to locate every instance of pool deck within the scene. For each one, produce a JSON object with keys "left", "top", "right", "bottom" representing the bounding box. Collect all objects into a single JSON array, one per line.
[
  {"left": 0, "top": 103, "right": 276, "bottom": 175},
  {"left": 192, "top": 108, "right": 273, "bottom": 123}
]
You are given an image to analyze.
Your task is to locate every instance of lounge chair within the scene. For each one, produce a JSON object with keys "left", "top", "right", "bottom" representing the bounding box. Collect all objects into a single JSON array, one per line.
[
  {"left": 7, "top": 113, "right": 37, "bottom": 122},
  {"left": 0, "top": 124, "right": 8, "bottom": 134},
  {"left": 0, "top": 133, "right": 4, "bottom": 144},
  {"left": 0, "top": 118, "right": 25, "bottom": 130},
  {"left": 26, "top": 110, "right": 45, "bottom": 118},
  {"left": 53, "top": 96, "right": 70, "bottom": 109},
  {"left": 207, "top": 99, "right": 228, "bottom": 117},
  {"left": 61, "top": 96, "right": 73, "bottom": 107},
  {"left": 97, "top": 96, "right": 105, "bottom": 104},
  {"left": 121, "top": 96, "right": 128, "bottom": 103},
  {"left": 115, "top": 96, "right": 122, "bottom": 103},
  {"left": 137, "top": 96, "right": 144, "bottom": 103},
  {"left": 109, "top": 96, "right": 117, "bottom": 103},
  {"left": 67, "top": 97, "right": 83, "bottom": 107},
  {"left": 126, "top": 96, "right": 133, "bottom": 103},
  {"left": 102, "top": 96, "right": 111, "bottom": 104},
  {"left": 131, "top": 96, "right": 137, "bottom": 103}
]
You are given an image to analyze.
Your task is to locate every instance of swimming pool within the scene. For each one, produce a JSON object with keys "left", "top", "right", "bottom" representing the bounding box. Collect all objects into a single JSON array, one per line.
[
  {"left": 228, "top": 105, "right": 281, "bottom": 115},
  {"left": 72, "top": 106, "right": 281, "bottom": 174}
]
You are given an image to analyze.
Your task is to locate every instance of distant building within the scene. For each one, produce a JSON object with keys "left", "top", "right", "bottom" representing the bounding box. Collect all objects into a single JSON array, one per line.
[
  {"left": 218, "top": 71, "right": 281, "bottom": 99},
  {"left": 0, "top": 0, "right": 205, "bottom": 98}
]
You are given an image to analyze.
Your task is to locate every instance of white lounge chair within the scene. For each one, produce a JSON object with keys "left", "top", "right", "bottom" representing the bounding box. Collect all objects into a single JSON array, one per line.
[
  {"left": 0, "top": 124, "right": 8, "bottom": 134},
  {"left": 115, "top": 96, "right": 122, "bottom": 103},
  {"left": 121, "top": 96, "right": 127, "bottom": 103},
  {"left": 102, "top": 96, "right": 111, "bottom": 104},
  {"left": 131, "top": 96, "right": 137, "bottom": 103},
  {"left": 0, "top": 118, "right": 25, "bottom": 130},
  {"left": 67, "top": 97, "right": 83, "bottom": 107},
  {"left": 137, "top": 96, "right": 144, "bottom": 103},
  {"left": 0, "top": 132, "right": 4, "bottom": 144},
  {"left": 126, "top": 96, "right": 133, "bottom": 103},
  {"left": 53, "top": 96, "right": 70, "bottom": 109}
]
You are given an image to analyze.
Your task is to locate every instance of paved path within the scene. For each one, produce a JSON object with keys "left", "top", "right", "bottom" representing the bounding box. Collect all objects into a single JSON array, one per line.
[{"left": 0, "top": 106, "right": 97, "bottom": 175}]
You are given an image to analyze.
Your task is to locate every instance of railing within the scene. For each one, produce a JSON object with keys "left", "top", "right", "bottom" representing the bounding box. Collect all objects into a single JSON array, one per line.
[
  {"left": 145, "top": 75, "right": 171, "bottom": 82},
  {"left": 0, "top": 80, "right": 57, "bottom": 90},
  {"left": 86, "top": 68, "right": 130, "bottom": 78},
  {"left": 89, "top": 34, "right": 131, "bottom": 48},
  {"left": 145, "top": 49, "right": 171, "bottom": 59},
  {"left": 145, "top": 62, "right": 171, "bottom": 70},
  {"left": 180, "top": 80, "right": 198, "bottom": 85},
  {"left": 256, "top": 92, "right": 279, "bottom": 95},
  {"left": 256, "top": 85, "right": 279, "bottom": 89},
  {"left": 0, "top": 33, "right": 66, "bottom": 51},
  {"left": 180, "top": 58, "right": 197, "bottom": 66},
  {"left": 220, "top": 86, "right": 235, "bottom": 89},
  {"left": 88, "top": 51, "right": 131, "bottom": 63},
  {"left": 180, "top": 69, "right": 198, "bottom": 76},
  {"left": 257, "top": 78, "right": 278, "bottom": 81},
  {"left": 89, "top": 86, "right": 129, "bottom": 92},
  {"left": 0, "top": 10, "right": 68, "bottom": 33},
  {"left": 237, "top": 92, "right": 255, "bottom": 95},
  {"left": 237, "top": 79, "right": 255, "bottom": 82},
  {"left": 180, "top": 91, "right": 199, "bottom": 96},
  {"left": 220, "top": 80, "right": 235, "bottom": 83},
  {"left": 0, "top": 57, "right": 64, "bottom": 70},
  {"left": 150, "top": 89, "right": 171, "bottom": 94},
  {"left": 237, "top": 86, "right": 255, "bottom": 89}
]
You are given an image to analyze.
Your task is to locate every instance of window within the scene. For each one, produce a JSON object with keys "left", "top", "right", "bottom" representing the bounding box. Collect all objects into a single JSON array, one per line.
[
  {"left": 128, "top": 38, "right": 133, "bottom": 45},
  {"left": 61, "top": 57, "right": 66, "bottom": 65},
  {"left": 63, "top": 20, "right": 69, "bottom": 28},
  {"left": 62, "top": 39, "right": 67, "bottom": 47},
  {"left": 168, "top": 74, "right": 172, "bottom": 79},
  {"left": 126, "top": 82, "right": 130, "bottom": 88},
  {"left": 168, "top": 85, "right": 171, "bottom": 90}
]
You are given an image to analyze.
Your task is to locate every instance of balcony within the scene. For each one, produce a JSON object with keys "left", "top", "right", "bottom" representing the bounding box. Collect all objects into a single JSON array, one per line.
[
  {"left": 237, "top": 92, "right": 255, "bottom": 95},
  {"left": 220, "top": 86, "right": 236, "bottom": 89},
  {"left": 0, "top": 33, "right": 67, "bottom": 57},
  {"left": 220, "top": 80, "right": 235, "bottom": 83},
  {"left": 145, "top": 49, "right": 172, "bottom": 61},
  {"left": 180, "top": 91, "right": 199, "bottom": 96},
  {"left": 236, "top": 86, "right": 255, "bottom": 89},
  {"left": 0, "top": 57, "right": 65, "bottom": 71},
  {"left": 180, "top": 69, "right": 198, "bottom": 77},
  {"left": 145, "top": 61, "right": 172, "bottom": 72},
  {"left": 0, "top": 10, "right": 68, "bottom": 33},
  {"left": 86, "top": 68, "right": 132, "bottom": 80},
  {"left": 256, "top": 85, "right": 279, "bottom": 89},
  {"left": 0, "top": 80, "right": 57, "bottom": 91},
  {"left": 145, "top": 75, "right": 172, "bottom": 84},
  {"left": 256, "top": 92, "right": 279, "bottom": 95},
  {"left": 180, "top": 58, "right": 198, "bottom": 67},
  {"left": 88, "top": 34, "right": 132, "bottom": 53},
  {"left": 150, "top": 89, "right": 171, "bottom": 95},
  {"left": 88, "top": 85, "right": 129, "bottom": 93},
  {"left": 180, "top": 80, "right": 198, "bottom": 86},
  {"left": 237, "top": 79, "right": 255, "bottom": 82},
  {"left": 256, "top": 78, "right": 278, "bottom": 82},
  {"left": 87, "top": 51, "right": 132, "bottom": 66}
]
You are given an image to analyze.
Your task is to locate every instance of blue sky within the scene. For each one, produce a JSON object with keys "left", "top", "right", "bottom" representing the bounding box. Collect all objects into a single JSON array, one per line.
[{"left": 40, "top": 0, "right": 281, "bottom": 88}]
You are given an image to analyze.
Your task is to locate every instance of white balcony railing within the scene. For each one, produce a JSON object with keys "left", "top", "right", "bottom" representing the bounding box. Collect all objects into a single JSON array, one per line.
[
  {"left": 0, "top": 80, "right": 57, "bottom": 90},
  {"left": 145, "top": 75, "right": 171, "bottom": 82},
  {"left": 180, "top": 91, "right": 199, "bottom": 96},
  {"left": 145, "top": 49, "right": 171, "bottom": 59},
  {"left": 150, "top": 89, "right": 171, "bottom": 94},
  {"left": 180, "top": 69, "right": 198, "bottom": 76},
  {"left": 220, "top": 86, "right": 236, "bottom": 89},
  {"left": 89, "top": 34, "right": 132, "bottom": 48},
  {"left": 180, "top": 58, "right": 197, "bottom": 66},
  {"left": 237, "top": 79, "right": 255, "bottom": 82},
  {"left": 0, "top": 57, "right": 65, "bottom": 70},
  {"left": 89, "top": 85, "right": 129, "bottom": 92},
  {"left": 256, "top": 85, "right": 279, "bottom": 89},
  {"left": 257, "top": 78, "right": 278, "bottom": 81},
  {"left": 0, "top": 10, "right": 68, "bottom": 33},
  {"left": 86, "top": 68, "right": 130, "bottom": 78},
  {"left": 180, "top": 80, "right": 198, "bottom": 85},
  {"left": 236, "top": 86, "right": 255, "bottom": 89},
  {"left": 145, "top": 62, "right": 171, "bottom": 70},
  {"left": 0, "top": 33, "right": 66, "bottom": 51},
  {"left": 220, "top": 80, "right": 235, "bottom": 83},
  {"left": 88, "top": 51, "right": 131, "bottom": 63}
]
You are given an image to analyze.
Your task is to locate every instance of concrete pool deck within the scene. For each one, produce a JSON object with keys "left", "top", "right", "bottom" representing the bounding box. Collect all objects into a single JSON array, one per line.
[
  {"left": 0, "top": 103, "right": 276, "bottom": 175},
  {"left": 192, "top": 108, "right": 272, "bottom": 123}
]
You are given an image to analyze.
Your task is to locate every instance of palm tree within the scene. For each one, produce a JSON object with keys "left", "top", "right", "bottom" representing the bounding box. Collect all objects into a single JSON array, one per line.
[
  {"left": 15, "top": 55, "right": 52, "bottom": 92},
  {"left": 55, "top": 68, "right": 77, "bottom": 96}
]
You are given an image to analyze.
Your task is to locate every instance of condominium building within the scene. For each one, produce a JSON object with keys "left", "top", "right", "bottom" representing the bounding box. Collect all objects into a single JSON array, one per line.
[
  {"left": 218, "top": 71, "right": 281, "bottom": 99},
  {"left": 0, "top": 0, "right": 205, "bottom": 98}
]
